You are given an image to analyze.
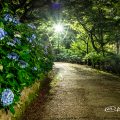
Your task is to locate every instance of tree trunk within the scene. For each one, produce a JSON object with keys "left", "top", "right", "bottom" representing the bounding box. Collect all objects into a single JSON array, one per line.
[
  {"left": 116, "top": 40, "right": 120, "bottom": 54},
  {"left": 89, "top": 32, "right": 99, "bottom": 53},
  {"left": 86, "top": 42, "right": 88, "bottom": 54}
]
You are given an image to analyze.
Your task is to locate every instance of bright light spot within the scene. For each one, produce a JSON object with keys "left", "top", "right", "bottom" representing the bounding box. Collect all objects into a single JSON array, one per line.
[{"left": 53, "top": 23, "right": 64, "bottom": 33}]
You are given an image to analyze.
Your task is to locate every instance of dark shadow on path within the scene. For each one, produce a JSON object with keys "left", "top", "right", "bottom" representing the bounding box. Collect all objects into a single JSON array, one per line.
[
  {"left": 20, "top": 78, "right": 52, "bottom": 120},
  {"left": 20, "top": 65, "right": 61, "bottom": 120}
]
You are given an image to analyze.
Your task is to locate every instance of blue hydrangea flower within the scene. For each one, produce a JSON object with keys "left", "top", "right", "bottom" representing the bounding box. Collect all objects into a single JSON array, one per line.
[
  {"left": 27, "top": 37, "right": 33, "bottom": 43},
  {"left": 27, "top": 34, "right": 36, "bottom": 43},
  {"left": 7, "top": 52, "right": 19, "bottom": 61},
  {"left": 32, "top": 34, "right": 36, "bottom": 39},
  {"left": 27, "top": 24, "right": 36, "bottom": 29},
  {"left": 32, "top": 67, "right": 37, "bottom": 71},
  {"left": 0, "top": 28, "right": 7, "bottom": 40},
  {"left": 4, "top": 14, "right": 13, "bottom": 22},
  {"left": 7, "top": 42, "right": 15, "bottom": 46},
  {"left": 44, "top": 51, "right": 48, "bottom": 55},
  {"left": 13, "top": 17, "right": 20, "bottom": 25},
  {"left": 18, "top": 60, "right": 28, "bottom": 68},
  {"left": 44, "top": 46, "right": 48, "bottom": 54},
  {"left": 1, "top": 89, "right": 14, "bottom": 106},
  {"left": 13, "top": 38, "right": 21, "bottom": 45},
  {"left": 105, "top": 66, "right": 112, "bottom": 71}
]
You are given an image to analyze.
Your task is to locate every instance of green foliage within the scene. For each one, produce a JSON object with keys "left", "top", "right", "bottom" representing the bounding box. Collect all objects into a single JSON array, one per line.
[
  {"left": 9, "top": 105, "right": 15, "bottom": 114},
  {"left": 83, "top": 52, "right": 120, "bottom": 74},
  {"left": 0, "top": 8, "right": 53, "bottom": 113},
  {"left": 55, "top": 49, "right": 83, "bottom": 64},
  {"left": 84, "top": 52, "right": 104, "bottom": 65}
]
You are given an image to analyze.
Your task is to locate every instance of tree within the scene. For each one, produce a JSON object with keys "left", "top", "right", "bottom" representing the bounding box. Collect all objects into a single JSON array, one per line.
[{"left": 62, "top": 0, "right": 120, "bottom": 55}]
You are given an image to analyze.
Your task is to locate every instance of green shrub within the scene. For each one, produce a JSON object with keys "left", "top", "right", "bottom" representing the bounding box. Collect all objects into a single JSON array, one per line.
[
  {"left": 83, "top": 52, "right": 120, "bottom": 74},
  {"left": 83, "top": 52, "right": 104, "bottom": 67},
  {"left": 0, "top": 11, "right": 53, "bottom": 114},
  {"left": 55, "top": 51, "right": 82, "bottom": 64}
]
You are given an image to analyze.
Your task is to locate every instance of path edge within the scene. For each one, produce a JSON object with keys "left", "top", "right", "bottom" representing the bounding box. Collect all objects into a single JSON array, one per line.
[{"left": 0, "top": 71, "right": 54, "bottom": 120}]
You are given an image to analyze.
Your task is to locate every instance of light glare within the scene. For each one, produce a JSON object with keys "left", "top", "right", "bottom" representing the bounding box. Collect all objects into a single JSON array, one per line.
[{"left": 54, "top": 24, "right": 64, "bottom": 33}]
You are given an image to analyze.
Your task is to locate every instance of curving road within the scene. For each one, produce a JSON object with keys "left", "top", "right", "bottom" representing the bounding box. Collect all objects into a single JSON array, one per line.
[{"left": 22, "top": 62, "right": 120, "bottom": 120}]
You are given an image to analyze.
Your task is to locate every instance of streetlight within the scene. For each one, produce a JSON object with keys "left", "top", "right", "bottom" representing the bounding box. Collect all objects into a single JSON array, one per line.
[
  {"left": 53, "top": 23, "right": 64, "bottom": 54},
  {"left": 53, "top": 23, "right": 64, "bottom": 33}
]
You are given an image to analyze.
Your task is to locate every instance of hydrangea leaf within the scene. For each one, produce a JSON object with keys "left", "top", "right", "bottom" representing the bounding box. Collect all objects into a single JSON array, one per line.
[
  {"left": 9, "top": 105, "right": 15, "bottom": 114},
  {"left": 6, "top": 73, "right": 14, "bottom": 79},
  {"left": 0, "top": 22, "right": 4, "bottom": 28}
]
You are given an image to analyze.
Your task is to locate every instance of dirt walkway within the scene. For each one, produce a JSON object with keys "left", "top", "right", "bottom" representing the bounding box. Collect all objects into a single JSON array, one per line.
[{"left": 21, "top": 62, "right": 120, "bottom": 120}]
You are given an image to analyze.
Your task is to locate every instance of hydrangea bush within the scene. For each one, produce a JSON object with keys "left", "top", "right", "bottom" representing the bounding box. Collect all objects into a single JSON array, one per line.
[{"left": 0, "top": 11, "right": 53, "bottom": 114}]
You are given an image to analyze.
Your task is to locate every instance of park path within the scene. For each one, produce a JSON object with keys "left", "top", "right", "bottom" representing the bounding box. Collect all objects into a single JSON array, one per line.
[{"left": 21, "top": 62, "right": 120, "bottom": 120}]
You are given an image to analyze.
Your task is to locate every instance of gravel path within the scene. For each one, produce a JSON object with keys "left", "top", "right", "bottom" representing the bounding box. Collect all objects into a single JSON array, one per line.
[{"left": 21, "top": 62, "right": 120, "bottom": 120}]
